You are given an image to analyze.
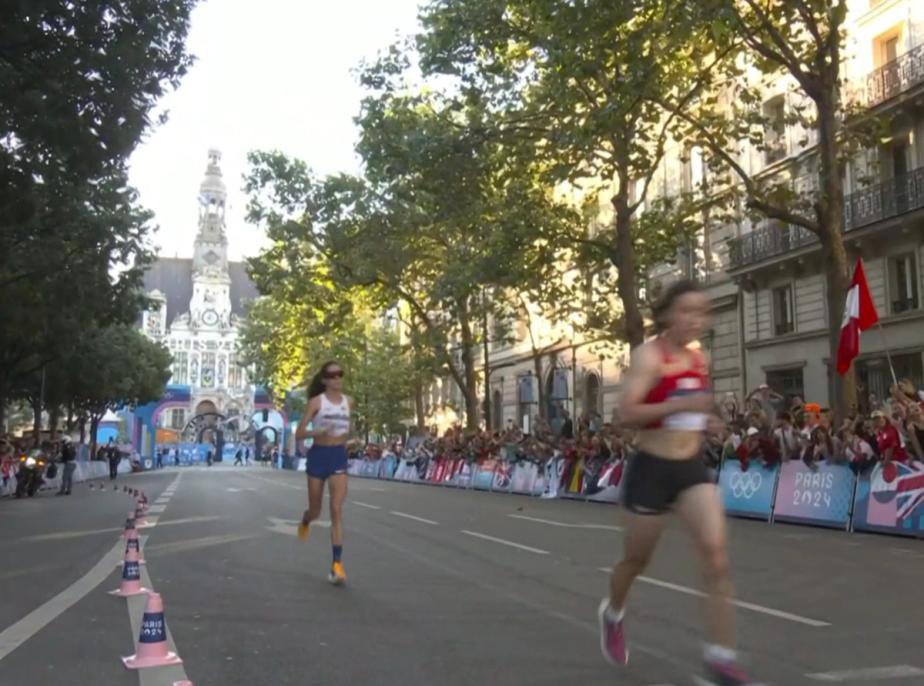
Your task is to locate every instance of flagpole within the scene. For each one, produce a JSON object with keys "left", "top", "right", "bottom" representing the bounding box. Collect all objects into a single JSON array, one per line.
[{"left": 875, "top": 320, "right": 899, "bottom": 388}]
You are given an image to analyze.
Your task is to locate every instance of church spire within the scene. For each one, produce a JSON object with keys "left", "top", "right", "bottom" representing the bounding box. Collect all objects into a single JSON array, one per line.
[{"left": 193, "top": 149, "right": 229, "bottom": 278}]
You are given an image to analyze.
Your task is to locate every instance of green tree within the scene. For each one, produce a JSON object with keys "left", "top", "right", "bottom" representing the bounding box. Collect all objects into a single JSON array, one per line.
[
  {"left": 418, "top": 0, "right": 728, "bottom": 347},
  {"left": 675, "top": 0, "right": 871, "bottom": 414},
  {"left": 0, "top": 1, "right": 196, "bottom": 424},
  {"left": 67, "top": 325, "right": 173, "bottom": 457}
]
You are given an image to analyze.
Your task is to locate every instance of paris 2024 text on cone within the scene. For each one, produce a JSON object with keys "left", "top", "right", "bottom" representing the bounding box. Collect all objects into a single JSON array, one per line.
[
  {"left": 109, "top": 548, "right": 149, "bottom": 597},
  {"left": 122, "top": 592, "right": 183, "bottom": 669},
  {"left": 124, "top": 526, "right": 146, "bottom": 565}
]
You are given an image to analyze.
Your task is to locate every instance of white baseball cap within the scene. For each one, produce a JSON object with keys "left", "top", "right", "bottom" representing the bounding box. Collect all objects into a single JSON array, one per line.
[{"left": 746, "top": 427, "right": 760, "bottom": 437}]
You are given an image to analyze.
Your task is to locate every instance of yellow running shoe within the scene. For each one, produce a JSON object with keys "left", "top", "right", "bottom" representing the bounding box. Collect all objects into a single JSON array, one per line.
[
  {"left": 297, "top": 514, "right": 310, "bottom": 541},
  {"left": 328, "top": 561, "right": 347, "bottom": 586}
]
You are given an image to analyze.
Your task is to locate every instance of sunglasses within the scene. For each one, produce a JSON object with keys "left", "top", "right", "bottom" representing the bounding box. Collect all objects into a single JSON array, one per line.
[{"left": 324, "top": 370, "right": 344, "bottom": 379}]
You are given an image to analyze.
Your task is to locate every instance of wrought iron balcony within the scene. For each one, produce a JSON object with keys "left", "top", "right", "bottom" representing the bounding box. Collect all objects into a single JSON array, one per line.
[
  {"left": 845, "top": 166, "right": 924, "bottom": 230},
  {"left": 729, "top": 165, "right": 924, "bottom": 270},
  {"left": 866, "top": 43, "right": 924, "bottom": 107},
  {"left": 727, "top": 223, "right": 816, "bottom": 269}
]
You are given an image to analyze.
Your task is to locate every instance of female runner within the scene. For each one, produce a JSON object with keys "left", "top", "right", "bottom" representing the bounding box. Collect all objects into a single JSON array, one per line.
[
  {"left": 598, "top": 280, "right": 755, "bottom": 685},
  {"left": 295, "top": 360, "right": 352, "bottom": 585}
]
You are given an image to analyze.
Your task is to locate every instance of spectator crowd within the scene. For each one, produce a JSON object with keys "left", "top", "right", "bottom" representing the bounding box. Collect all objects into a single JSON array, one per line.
[{"left": 361, "top": 379, "right": 924, "bottom": 479}]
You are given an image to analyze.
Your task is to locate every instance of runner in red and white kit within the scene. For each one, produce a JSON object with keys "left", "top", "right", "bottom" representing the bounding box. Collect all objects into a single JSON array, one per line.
[{"left": 598, "top": 279, "right": 757, "bottom": 686}]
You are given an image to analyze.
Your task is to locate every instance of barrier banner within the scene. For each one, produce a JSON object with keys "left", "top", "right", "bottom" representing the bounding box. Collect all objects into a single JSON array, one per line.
[
  {"left": 510, "top": 461, "right": 539, "bottom": 494},
  {"left": 772, "top": 461, "right": 856, "bottom": 529},
  {"left": 557, "top": 457, "right": 584, "bottom": 500},
  {"left": 415, "top": 457, "right": 430, "bottom": 481},
  {"left": 454, "top": 461, "right": 474, "bottom": 488},
  {"left": 472, "top": 460, "right": 497, "bottom": 491},
  {"left": 347, "top": 459, "right": 364, "bottom": 476},
  {"left": 852, "top": 462, "right": 924, "bottom": 538},
  {"left": 380, "top": 455, "right": 397, "bottom": 479},
  {"left": 424, "top": 458, "right": 439, "bottom": 483},
  {"left": 585, "top": 459, "right": 625, "bottom": 504},
  {"left": 718, "top": 461, "right": 779, "bottom": 520},
  {"left": 541, "top": 457, "right": 565, "bottom": 499},
  {"left": 492, "top": 462, "right": 512, "bottom": 493},
  {"left": 361, "top": 459, "right": 379, "bottom": 478},
  {"left": 394, "top": 459, "right": 419, "bottom": 482}
]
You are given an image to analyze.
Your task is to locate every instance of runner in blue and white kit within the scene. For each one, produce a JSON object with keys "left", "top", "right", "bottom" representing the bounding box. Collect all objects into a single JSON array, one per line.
[{"left": 295, "top": 360, "right": 352, "bottom": 585}]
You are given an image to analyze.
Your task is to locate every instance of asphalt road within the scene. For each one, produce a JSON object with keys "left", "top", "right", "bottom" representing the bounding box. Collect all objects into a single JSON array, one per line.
[{"left": 1, "top": 465, "right": 922, "bottom": 686}]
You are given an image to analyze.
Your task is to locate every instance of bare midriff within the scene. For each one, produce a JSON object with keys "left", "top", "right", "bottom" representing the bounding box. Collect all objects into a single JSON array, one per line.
[{"left": 636, "top": 428, "right": 704, "bottom": 461}]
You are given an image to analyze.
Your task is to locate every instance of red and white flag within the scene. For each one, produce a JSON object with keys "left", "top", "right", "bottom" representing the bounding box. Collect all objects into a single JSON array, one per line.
[{"left": 836, "top": 258, "right": 879, "bottom": 375}]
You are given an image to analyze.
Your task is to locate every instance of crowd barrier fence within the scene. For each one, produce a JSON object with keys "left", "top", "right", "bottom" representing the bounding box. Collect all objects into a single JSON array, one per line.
[
  {"left": 1, "top": 458, "right": 131, "bottom": 497},
  {"left": 337, "top": 453, "right": 924, "bottom": 540}
]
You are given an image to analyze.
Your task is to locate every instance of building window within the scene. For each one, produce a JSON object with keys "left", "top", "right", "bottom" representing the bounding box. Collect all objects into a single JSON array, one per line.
[
  {"left": 763, "top": 96, "right": 786, "bottom": 164},
  {"left": 172, "top": 352, "right": 188, "bottom": 385},
  {"left": 170, "top": 409, "right": 185, "bottom": 430},
  {"left": 765, "top": 368, "right": 805, "bottom": 407},
  {"left": 228, "top": 353, "right": 241, "bottom": 389},
  {"left": 772, "top": 285, "right": 795, "bottom": 336},
  {"left": 857, "top": 353, "right": 923, "bottom": 410},
  {"left": 201, "top": 352, "right": 216, "bottom": 388},
  {"left": 888, "top": 253, "right": 919, "bottom": 313}
]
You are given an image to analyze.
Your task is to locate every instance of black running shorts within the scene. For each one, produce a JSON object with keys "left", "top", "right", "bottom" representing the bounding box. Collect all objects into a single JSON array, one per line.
[{"left": 622, "top": 451, "right": 712, "bottom": 515}]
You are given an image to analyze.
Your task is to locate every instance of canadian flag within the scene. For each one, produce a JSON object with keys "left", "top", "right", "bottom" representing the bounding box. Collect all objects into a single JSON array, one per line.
[{"left": 836, "top": 258, "right": 879, "bottom": 375}]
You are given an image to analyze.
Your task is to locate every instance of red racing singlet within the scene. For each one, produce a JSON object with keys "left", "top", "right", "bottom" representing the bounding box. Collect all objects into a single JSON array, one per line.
[{"left": 642, "top": 339, "right": 711, "bottom": 431}]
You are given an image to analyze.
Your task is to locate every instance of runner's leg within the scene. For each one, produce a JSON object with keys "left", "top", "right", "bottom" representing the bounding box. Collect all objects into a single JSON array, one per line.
[
  {"left": 609, "top": 513, "right": 667, "bottom": 611},
  {"left": 674, "top": 482, "right": 735, "bottom": 648}
]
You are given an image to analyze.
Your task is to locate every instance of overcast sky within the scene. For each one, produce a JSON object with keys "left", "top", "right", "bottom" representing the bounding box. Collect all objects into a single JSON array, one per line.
[{"left": 128, "top": 0, "right": 423, "bottom": 262}]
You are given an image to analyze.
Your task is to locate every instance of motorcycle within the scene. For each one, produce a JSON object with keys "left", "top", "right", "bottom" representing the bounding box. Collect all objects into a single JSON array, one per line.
[{"left": 14, "top": 451, "right": 48, "bottom": 498}]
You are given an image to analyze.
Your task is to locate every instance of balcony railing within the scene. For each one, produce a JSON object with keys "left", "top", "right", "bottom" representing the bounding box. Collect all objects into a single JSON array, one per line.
[
  {"left": 728, "top": 223, "right": 817, "bottom": 268},
  {"left": 866, "top": 43, "right": 924, "bottom": 107},
  {"left": 728, "top": 165, "right": 924, "bottom": 269},
  {"left": 845, "top": 166, "right": 924, "bottom": 230}
]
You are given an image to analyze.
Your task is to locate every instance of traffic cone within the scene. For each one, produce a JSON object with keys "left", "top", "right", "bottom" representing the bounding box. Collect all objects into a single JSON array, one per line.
[
  {"left": 123, "top": 514, "right": 136, "bottom": 537},
  {"left": 124, "top": 527, "right": 146, "bottom": 565},
  {"left": 122, "top": 593, "right": 182, "bottom": 669},
  {"left": 134, "top": 505, "right": 148, "bottom": 527},
  {"left": 89, "top": 483, "right": 95, "bottom": 490},
  {"left": 109, "top": 548, "right": 149, "bottom": 597}
]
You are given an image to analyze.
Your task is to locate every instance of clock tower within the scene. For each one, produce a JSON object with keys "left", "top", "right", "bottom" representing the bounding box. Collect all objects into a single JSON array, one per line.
[{"left": 190, "top": 149, "right": 232, "bottom": 331}]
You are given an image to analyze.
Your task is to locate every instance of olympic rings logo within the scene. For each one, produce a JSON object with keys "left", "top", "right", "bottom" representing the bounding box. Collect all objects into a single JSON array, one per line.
[{"left": 729, "top": 472, "right": 763, "bottom": 499}]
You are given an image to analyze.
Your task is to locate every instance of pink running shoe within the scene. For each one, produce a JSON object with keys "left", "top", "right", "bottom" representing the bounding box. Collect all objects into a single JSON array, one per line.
[
  {"left": 597, "top": 599, "right": 629, "bottom": 666},
  {"left": 699, "top": 657, "right": 760, "bottom": 686}
]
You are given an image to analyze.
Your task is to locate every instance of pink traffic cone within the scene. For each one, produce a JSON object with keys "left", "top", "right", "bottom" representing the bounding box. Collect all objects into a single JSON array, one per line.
[
  {"left": 109, "top": 548, "right": 149, "bottom": 597},
  {"left": 122, "top": 593, "right": 182, "bottom": 669},
  {"left": 123, "top": 514, "right": 136, "bottom": 537},
  {"left": 124, "top": 528, "right": 146, "bottom": 565},
  {"left": 134, "top": 506, "right": 148, "bottom": 527},
  {"left": 89, "top": 483, "right": 95, "bottom": 491}
]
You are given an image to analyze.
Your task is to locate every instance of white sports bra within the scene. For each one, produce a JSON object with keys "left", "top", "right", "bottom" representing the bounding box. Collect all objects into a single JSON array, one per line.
[{"left": 314, "top": 393, "right": 350, "bottom": 437}]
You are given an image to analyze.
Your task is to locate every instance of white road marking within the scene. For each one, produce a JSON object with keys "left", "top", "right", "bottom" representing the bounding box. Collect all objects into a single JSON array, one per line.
[
  {"left": 509, "top": 514, "right": 623, "bottom": 531},
  {"left": 806, "top": 665, "right": 924, "bottom": 682},
  {"left": 146, "top": 504, "right": 167, "bottom": 514},
  {"left": 0, "top": 539, "right": 124, "bottom": 660},
  {"left": 154, "top": 498, "right": 170, "bottom": 505},
  {"left": 23, "top": 526, "right": 124, "bottom": 541},
  {"left": 461, "top": 530, "right": 550, "bottom": 555},
  {"left": 369, "top": 487, "right": 386, "bottom": 492},
  {"left": 134, "top": 560, "right": 189, "bottom": 686},
  {"left": 225, "top": 487, "right": 242, "bottom": 492},
  {"left": 597, "top": 568, "right": 830, "bottom": 627},
  {"left": 352, "top": 501, "right": 381, "bottom": 510},
  {"left": 266, "top": 517, "right": 331, "bottom": 537},
  {"left": 145, "top": 533, "right": 259, "bottom": 556},
  {"left": 391, "top": 511, "right": 438, "bottom": 525}
]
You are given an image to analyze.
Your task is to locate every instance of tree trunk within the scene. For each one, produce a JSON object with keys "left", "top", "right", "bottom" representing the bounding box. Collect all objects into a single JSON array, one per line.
[
  {"left": 32, "top": 397, "right": 42, "bottom": 447},
  {"left": 89, "top": 414, "right": 101, "bottom": 461},
  {"left": 612, "top": 179, "right": 645, "bottom": 348},
  {"left": 0, "top": 394, "right": 6, "bottom": 434},
  {"left": 457, "top": 299, "right": 480, "bottom": 430},
  {"left": 49, "top": 406, "right": 60, "bottom": 441},
  {"left": 482, "top": 294, "right": 491, "bottom": 430},
  {"left": 414, "top": 379, "right": 425, "bottom": 430},
  {"left": 533, "top": 354, "right": 545, "bottom": 421},
  {"left": 79, "top": 414, "right": 87, "bottom": 445},
  {"left": 817, "top": 86, "right": 856, "bottom": 417}
]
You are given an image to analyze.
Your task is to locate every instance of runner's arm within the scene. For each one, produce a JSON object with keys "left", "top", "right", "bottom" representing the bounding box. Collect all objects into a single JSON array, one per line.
[{"left": 295, "top": 396, "right": 327, "bottom": 440}]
